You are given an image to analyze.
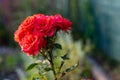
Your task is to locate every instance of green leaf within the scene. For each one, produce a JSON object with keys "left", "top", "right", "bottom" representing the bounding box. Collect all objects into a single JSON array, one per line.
[
  {"left": 61, "top": 61, "right": 79, "bottom": 77},
  {"left": 26, "top": 63, "right": 39, "bottom": 71},
  {"left": 44, "top": 67, "right": 52, "bottom": 72},
  {"left": 61, "top": 53, "right": 69, "bottom": 60},
  {"left": 65, "top": 62, "right": 79, "bottom": 73},
  {"left": 60, "top": 62, "right": 79, "bottom": 77},
  {"left": 54, "top": 43, "right": 62, "bottom": 49}
]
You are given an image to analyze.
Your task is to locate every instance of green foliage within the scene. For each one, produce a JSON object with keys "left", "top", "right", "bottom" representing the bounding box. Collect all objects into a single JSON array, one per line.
[
  {"left": 21, "top": 32, "right": 94, "bottom": 80},
  {"left": 26, "top": 63, "right": 39, "bottom": 71},
  {"left": 24, "top": 34, "right": 80, "bottom": 80},
  {"left": 44, "top": 67, "right": 52, "bottom": 72},
  {"left": 66, "top": 63, "right": 78, "bottom": 72},
  {"left": 61, "top": 53, "right": 69, "bottom": 60},
  {"left": 54, "top": 43, "right": 62, "bottom": 50}
]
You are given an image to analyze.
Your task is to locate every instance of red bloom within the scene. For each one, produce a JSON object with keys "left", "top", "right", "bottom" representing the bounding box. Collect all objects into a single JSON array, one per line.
[
  {"left": 34, "top": 14, "right": 56, "bottom": 37},
  {"left": 14, "top": 14, "right": 72, "bottom": 56},
  {"left": 54, "top": 14, "right": 72, "bottom": 32},
  {"left": 20, "top": 33, "right": 46, "bottom": 56},
  {"left": 14, "top": 16, "right": 35, "bottom": 42}
]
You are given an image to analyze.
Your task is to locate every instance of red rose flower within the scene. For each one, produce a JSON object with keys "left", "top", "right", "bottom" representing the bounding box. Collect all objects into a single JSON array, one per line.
[
  {"left": 54, "top": 14, "right": 72, "bottom": 32},
  {"left": 14, "top": 14, "right": 72, "bottom": 56},
  {"left": 14, "top": 16, "right": 35, "bottom": 42},
  {"left": 19, "top": 33, "right": 46, "bottom": 56},
  {"left": 34, "top": 14, "right": 56, "bottom": 37}
]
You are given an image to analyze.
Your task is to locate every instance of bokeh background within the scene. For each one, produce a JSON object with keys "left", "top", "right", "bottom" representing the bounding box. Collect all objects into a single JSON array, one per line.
[{"left": 0, "top": 0, "right": 120, "bottom": 80}]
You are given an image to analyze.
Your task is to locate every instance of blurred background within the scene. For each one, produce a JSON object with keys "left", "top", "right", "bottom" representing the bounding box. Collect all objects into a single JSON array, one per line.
[{"left": 0, "top": 0, "right": 120, "bottom": 80}]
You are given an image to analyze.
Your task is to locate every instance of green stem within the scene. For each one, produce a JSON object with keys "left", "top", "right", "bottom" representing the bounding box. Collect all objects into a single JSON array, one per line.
[
  {"left": 58, "top": 61, "right": 64, "bottom": 74},
  {"left": 49, "top": 50, "right": 57, "bottom": 80}
]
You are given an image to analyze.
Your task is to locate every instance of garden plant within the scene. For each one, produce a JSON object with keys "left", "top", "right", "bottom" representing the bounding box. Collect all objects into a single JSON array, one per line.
[{"left": 14, "top": 14, "right": 78, "bottom": 80}]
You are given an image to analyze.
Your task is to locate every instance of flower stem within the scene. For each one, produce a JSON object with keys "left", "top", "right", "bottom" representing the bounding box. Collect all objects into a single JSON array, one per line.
[{"left": 49, "top": 51, "right": 57, "bottom": 80}]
